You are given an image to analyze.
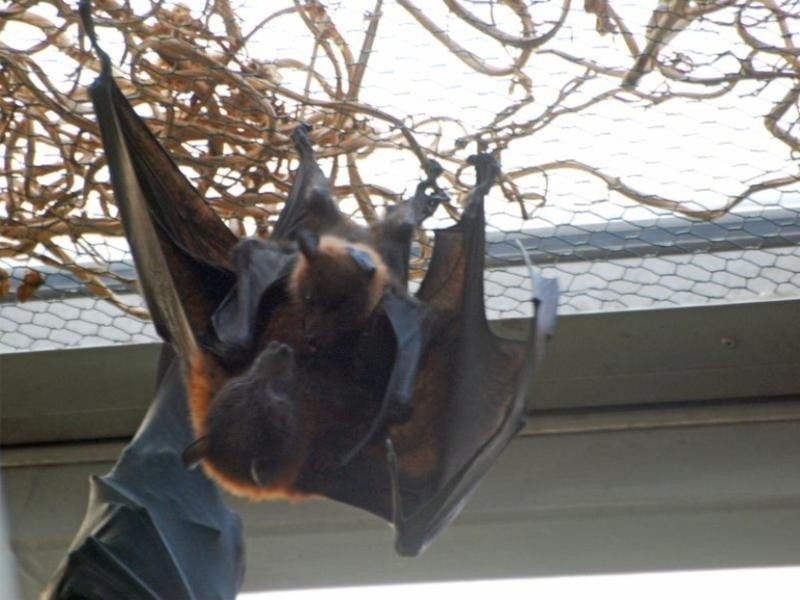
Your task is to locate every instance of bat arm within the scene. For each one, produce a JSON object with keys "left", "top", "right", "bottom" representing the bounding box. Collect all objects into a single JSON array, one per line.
[
  {"left": 385, "top": 437, "right": 403, "bottom": 527},
  {"left": 454, "top": 153, "right": 500, "bottom": 337},
  {"left": 379, "top": 295, "right": 426, "bottom": 425},
  {"left": 337, "top": 292, "right": 426, "bottom": 467},
  {"left": 384, "top": 436, "right": 426, "bottom": 557}
]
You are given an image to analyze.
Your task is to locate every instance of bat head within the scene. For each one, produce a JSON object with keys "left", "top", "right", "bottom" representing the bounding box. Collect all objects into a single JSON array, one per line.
[
  {"left": 182, "top": 341, "right": 300, "bottom": 488},
  {"left": 289, "top": 231, "right": 388, "bottom": 351}
]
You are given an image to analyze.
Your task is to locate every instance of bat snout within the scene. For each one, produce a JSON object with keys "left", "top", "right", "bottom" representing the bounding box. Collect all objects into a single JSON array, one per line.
[
  {"left": 265, "top": 340, "right": 292, "bottom": 355},
  {"left": 261, "top": 340, "right": 294, "bottom": 363}
]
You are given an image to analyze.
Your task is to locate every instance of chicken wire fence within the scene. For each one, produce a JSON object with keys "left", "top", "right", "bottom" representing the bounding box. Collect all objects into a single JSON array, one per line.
[{"left": 1, "top": 0, "right": 799, "bottom": 352}]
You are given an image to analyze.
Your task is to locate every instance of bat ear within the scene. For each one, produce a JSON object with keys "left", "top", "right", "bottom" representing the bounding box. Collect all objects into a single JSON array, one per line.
[
  {"left": 345, "top": 246, "right": 376, "bottom": 278},
  {"left": 182, "top": 436, "right": 211, "bottom": 469},
  {"left": 296, "top": 229, "right": 320, "bottom": 260}
]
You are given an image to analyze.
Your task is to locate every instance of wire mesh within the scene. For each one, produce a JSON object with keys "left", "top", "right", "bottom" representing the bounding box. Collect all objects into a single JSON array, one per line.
[{"left": 1, "top": 0, "right": 799, "bottom": 352}]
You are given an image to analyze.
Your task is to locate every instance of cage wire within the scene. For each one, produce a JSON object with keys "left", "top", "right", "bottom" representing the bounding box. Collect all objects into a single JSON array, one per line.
[{"left": 1, "top": 0, "right": 800, "bottom": 352}]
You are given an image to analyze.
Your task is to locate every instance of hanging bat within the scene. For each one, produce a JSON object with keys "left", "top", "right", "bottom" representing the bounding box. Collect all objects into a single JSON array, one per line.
[
  {"left": 82, "top": 3, "right": 558, "bottom": 560},
  {"left": 43, "top": 7, "right": 246, "bottom": 599}
]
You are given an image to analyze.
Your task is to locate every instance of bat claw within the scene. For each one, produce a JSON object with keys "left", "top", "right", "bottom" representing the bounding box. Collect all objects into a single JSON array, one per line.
[
  {"left": 407, "top": 158, "right": 449, "bottom": 226},
  {"left": 423, "top": 158, "right": 444, "bottom": 181},
  {"left": 79, "top": 0, "right": 112, "bottom": 73},
  {"left": 290, "top": 124, "right": 314, "bottom": 159},
  {"left": 467, "top": 153, "right": 500, "bottom": 193},
  {"left": 460, "top": 153, "right": 500, "bottom": 219},
  {"left": 250, "top": 459, "right": 272, "bottom": 487}
]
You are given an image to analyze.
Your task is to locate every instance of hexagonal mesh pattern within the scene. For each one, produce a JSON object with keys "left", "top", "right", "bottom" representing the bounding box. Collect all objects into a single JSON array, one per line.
[{"left": 2, "top": 1, "right": 799, "bottom": 352}]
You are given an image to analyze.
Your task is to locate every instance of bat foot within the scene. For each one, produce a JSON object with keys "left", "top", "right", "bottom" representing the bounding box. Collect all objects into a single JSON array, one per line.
[
  {"left": 467, "top": 153, "right": 500, "bottom": 192},
  {"left": 290, "top": 124, "right": 314, "bottom": 158}
]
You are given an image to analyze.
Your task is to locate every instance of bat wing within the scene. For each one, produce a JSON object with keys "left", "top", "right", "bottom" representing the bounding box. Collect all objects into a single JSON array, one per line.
[
  {"left": 300, "top": 154, "right": 558, "bottom": 556},
  {"left": 209, "top": 238, "right": 297, "bottom": 361},
  {"left": 372, "top": 159, "right": 448, "bottom": 286},
  {"left": 210, "top": 123, "right": 369, "bottom": 359},
  {"left": 84, "top": 6, "right": 236, "bottom": 364},
  {"left": 43, "top": 348, "right": 245, "bottom": 600},
  {"left": 390, "top": 154, "right": 559, "bottom": 555},
  {"left": 271, "top": 124, "right": 346, "bottom": 241}
]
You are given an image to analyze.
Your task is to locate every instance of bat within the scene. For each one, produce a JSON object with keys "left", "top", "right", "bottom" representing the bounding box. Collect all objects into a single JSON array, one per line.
[
  {"left": 80, "top": 1, "right": 558, "bottom": 562},
  {"left": 43, "top": 6, "right": 246, "bottom": 598}
]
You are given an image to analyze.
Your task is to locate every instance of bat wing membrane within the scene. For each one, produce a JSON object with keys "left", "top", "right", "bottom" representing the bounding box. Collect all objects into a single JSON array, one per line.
[
  {"left": 271, "top": 125, "right": 345, "bottom": 241},
  {"left": 86, "top": 25, "right": 237, "bottom": 362},
  {"left": 305, "top": 155, "right": 558, "bottom": 556}
]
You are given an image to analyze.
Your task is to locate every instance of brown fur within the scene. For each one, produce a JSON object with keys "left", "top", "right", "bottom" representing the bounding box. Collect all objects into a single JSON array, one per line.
[
  {"left": 184, "top": 236, "right": 407, "bottom": 501},
  {"left": 387, "top": 329, "right": 453, "bottom": 480},
  {"left": 187, "top": 349, "right": 225, "bottom": 437},
  {"left": 288, "top": 235, "right": 389, "bottom": 349}
]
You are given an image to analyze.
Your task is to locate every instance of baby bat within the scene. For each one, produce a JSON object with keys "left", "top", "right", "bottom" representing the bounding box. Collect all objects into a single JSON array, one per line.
[{"left": 183, "top": 340, "right": 308, "bottom": 498}]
